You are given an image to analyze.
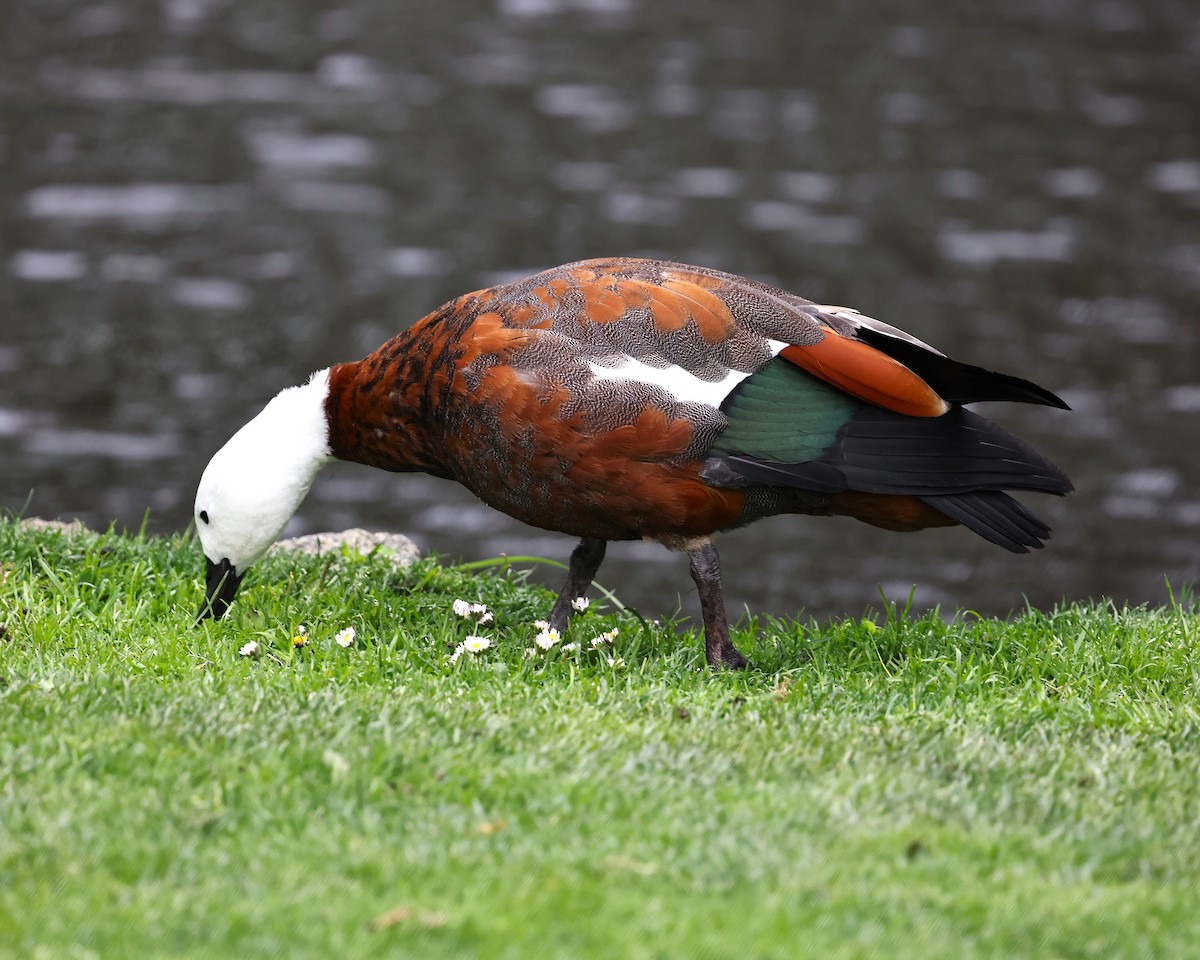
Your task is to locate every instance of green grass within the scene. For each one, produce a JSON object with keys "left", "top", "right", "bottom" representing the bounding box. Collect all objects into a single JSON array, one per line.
[{"left": 2, "top": 516, "right": 1199, "bottom": 959}]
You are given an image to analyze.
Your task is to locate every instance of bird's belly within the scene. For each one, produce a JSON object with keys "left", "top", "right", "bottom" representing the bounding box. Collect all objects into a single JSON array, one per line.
[{"left": 457, "top": 457, "right": 746, "bottom": 541}]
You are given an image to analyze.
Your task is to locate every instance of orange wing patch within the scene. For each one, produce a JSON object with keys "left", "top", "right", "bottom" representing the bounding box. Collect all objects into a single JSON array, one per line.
[
  {"left": 530, "top": 263, "right": 742, "bottom": 345},
  {"left": 641, "top": 282, "right": 692, "bottom": 334},
  {"left": 455, "top": 311, "right": 539, "bottom": 365},
  {"left": 658, "top": 276, "right": 737, "bottom": 343},
  {"left": 580, "top": 280, "right": 632, "bottom": 325},
  {"left": 780, "top": 334, "right": 950, "bottom": 418}
]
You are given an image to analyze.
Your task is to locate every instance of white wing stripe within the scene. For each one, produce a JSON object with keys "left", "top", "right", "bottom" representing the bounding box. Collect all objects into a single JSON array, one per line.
[{"left": 586, "top": 340, "right": 787, "bottom": 409}]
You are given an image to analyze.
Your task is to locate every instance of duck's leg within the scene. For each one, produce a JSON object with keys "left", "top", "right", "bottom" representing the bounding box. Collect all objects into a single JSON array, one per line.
[
  {"left": 686, "top": 540, "right": 749, "bottom": 670},
  {"left": 548, "top": 537, "right": 607, "bottom": 633}
]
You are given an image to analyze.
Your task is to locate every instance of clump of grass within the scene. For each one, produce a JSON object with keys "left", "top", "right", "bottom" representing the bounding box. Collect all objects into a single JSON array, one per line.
[{"left": 2, "top": 516, "right": 1199, "bottom": 958}]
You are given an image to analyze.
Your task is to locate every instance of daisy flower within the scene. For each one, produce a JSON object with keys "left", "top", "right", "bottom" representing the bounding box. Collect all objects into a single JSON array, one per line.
[
  {"left": 534, "top": 627, "right": 561, "bottom": 650},
  {"left": 562, "top": 642, "right": 578, "bottom": 653},
  {"left": 463, "top": 635, "right": 492, "bottom": 653},
  {"left": 335, "top": 626, "right": 357, "bottom": 647},
  {"left": 239, "top": 640, "right": 260, "bottom": 658},
  {"left": 454, "top": 600, "right": 492, "bottom": 623},
  {"left": 590, "top": 627, "right": 619, "bottom": 648},
  {"left": 571, "top": 596, "right": 590, "bottom": 612},
  {"left": 292, "top": 624, "right": 309, "bottom": 648}
]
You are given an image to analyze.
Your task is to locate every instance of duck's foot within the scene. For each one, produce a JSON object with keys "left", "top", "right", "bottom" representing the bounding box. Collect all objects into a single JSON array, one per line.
[
  {"left": 686, "top": 540, "right": 750, "bottom": 670},
  {"left": 712, "top": 639, "right": 750, "bottom": 670}
]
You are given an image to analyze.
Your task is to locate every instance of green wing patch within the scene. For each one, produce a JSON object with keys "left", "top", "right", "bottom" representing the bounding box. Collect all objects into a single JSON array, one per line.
[{"left": 711, "top": 357, "right": 860, "bottom": 462}]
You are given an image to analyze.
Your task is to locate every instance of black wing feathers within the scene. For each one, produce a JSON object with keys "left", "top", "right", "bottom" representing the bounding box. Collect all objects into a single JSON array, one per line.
[
  {"left": 854, "top": 327, "right": 1072, "bottom": 409},
  {"left": 826, "top": 407, "right": 1072, "bottom": 495},
  {"left": 710, "top": 407, "right": 1072, "bottom": 498}
]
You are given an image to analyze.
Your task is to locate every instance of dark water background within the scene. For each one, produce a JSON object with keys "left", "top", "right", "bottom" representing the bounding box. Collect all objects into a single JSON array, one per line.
[{"left": 2, "top": 0, "right": 1198, "bottom": 625}]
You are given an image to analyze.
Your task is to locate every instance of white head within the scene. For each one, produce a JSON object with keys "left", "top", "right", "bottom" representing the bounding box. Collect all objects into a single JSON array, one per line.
[{"left": 195, "top": 369, "right": 333, "bottom": 619}]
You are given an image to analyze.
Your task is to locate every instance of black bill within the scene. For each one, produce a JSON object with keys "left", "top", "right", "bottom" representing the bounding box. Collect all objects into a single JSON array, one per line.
[{"left": 197, "top": 557, "right": 244, "bottom": 622}]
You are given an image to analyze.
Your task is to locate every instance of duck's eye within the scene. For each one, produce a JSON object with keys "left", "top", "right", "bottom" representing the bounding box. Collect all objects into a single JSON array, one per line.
[{"left": 199, "top": 510, "right": 210, "bottom": 525}]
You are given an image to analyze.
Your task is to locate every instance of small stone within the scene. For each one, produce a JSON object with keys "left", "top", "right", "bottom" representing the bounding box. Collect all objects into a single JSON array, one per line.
[
  {"left": 18, "top": 518, "right": 89, "bottom": 535},
  {"left": 270, "top": 528, "right": 419, "bottom": 568}
]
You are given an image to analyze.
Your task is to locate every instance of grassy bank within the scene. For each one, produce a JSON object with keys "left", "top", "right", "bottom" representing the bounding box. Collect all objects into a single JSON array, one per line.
[{"left": 2, "top": 517, "right": 1198, "bottom": 958}]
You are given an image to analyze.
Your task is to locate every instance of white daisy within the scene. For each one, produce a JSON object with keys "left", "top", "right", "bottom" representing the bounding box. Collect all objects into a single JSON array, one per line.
[
  {"left": 335, "top": 626, "right": 357, "bottom": 647},
  {"left": 590, "top": 628, "right": 619, "bottom": 647},
  {"left": 571, "top": 596, "right": 590, "bottom": 612},
  {"left": 534, "top": 627, "right": 561, "bottom": 650},
  {"left": 463, "top": 635, "right": 491, "bottom": 653},
  {"left": 239, "top": 640, "right": 260, "bottom": 658}
]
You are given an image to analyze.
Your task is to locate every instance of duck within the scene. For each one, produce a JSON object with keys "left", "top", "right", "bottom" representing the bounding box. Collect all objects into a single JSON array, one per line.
[{"left": 194, "top": 257, "right": 1071, "bottom": 668}]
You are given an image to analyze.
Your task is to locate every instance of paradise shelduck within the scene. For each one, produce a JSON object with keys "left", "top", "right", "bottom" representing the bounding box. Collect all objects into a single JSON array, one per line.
[{"left": 195, "top": 257, "right": 1071, "bottom": 668}]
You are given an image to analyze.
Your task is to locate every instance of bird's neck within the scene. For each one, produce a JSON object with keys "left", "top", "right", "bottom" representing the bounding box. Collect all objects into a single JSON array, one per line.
[{"left": 244, "top": 369, "right": 335, "bottom": 479}]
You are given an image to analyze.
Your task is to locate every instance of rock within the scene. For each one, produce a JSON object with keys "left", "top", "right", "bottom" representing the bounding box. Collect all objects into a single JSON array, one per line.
[
  {"left": 270, "top": 528, "right": 420, "bottom": 568},
  {"left": 18, "top": 518, "right": 90, "bottom": 535}
]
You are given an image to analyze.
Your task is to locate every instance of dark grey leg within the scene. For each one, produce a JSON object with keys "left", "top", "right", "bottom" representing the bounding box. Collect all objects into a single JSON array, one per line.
[
  {"left": 687, "top": 541, "right": 749, "bottom": 670},
  {"left": 548, "top": 537, "right": 607, "bottom": 633}
]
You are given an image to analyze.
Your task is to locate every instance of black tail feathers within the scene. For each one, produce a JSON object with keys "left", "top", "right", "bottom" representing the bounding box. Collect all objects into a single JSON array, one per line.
[{"left": 919, "top": 490, "right": 1053, "bottom": 553}]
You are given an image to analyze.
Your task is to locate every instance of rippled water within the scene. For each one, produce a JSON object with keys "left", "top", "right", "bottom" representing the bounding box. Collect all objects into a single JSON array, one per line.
[{"left": 2, "top": 1, "right": 1198, "bottom": 624}]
